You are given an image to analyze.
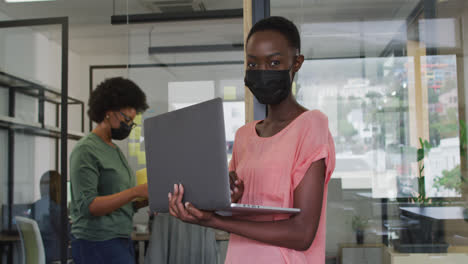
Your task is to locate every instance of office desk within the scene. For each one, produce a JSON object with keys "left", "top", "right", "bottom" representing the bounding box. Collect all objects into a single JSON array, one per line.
[
  {"left": 384, "top": 245, "right": 468, "bottom": 264},
  {"left": 0, "top": 233, "right": 20, "bottom": 263},
  {"left": 396, "top": 206, "right": 467, "bottom": 253},
  {"left": 339, "top": 243, "right": 384, "bottom": 264},
  {"left": 400, "top": 207, "right": 465, "bottom": 221},
  {"left": 400, "top": 206, "right": 468, "bottom": 238},
  {"left": 132, "top": 232, "right": 150, "bottom": 264}
]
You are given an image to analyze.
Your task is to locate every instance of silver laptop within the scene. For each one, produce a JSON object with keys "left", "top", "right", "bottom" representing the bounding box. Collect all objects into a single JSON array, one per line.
[{"left": 144, "top": 98, "right": 300, "bottom": 215}]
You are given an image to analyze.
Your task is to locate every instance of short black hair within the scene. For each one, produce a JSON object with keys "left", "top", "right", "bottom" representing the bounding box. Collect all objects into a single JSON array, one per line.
[
  {"left": 88, "top": 77, "right": 148, "bottom": 123},
  {"left": 246, "top": 16, "right": 301, "bottom": 53}
]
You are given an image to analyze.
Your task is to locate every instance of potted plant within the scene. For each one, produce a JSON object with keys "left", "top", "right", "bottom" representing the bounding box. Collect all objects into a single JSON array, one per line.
[
  {"left": 351, "top": 215, "right": 369, "bottom": 244},
  {"left": 412, "top": 138, "right": 432, "bottom": 205}
]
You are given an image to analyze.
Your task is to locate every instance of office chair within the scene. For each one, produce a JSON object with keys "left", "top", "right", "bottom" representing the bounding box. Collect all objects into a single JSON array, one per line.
[{"left": 15, "top": 216, "right": 45, "bottom": 264}]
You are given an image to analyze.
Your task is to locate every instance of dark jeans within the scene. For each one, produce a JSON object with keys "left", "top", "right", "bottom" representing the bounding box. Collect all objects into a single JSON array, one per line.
[{"left": 71, "top": 236, "right": 135, "bottom": 264}]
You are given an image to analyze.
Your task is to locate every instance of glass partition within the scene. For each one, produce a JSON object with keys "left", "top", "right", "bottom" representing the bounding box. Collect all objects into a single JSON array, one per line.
[
  {"left": 0, "top": 20, "right": 72, "bottom": 263},
  {"left": 271, "top": 0, "right": 468, "bottom": 263}
]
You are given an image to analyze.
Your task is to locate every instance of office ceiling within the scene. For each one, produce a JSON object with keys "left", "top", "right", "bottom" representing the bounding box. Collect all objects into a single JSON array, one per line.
[
  {"left": 272, "top": 0, "right": 467, "bottom": 58},
  {"left": 0, "top": 0, "right": 244, "bottom": 55},
  {"left": 0, "top": 0, "right": 466, "bottom": 58},
  {"left": 0, "top": 0, "right": 243, "bottom": 25}
]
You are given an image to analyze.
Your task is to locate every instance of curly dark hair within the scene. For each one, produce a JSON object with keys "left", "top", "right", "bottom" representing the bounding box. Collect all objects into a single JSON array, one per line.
[
  {"left": 88, "top": 77, "right": 148, "bottom": 123},
  {"left": 247, "top": 16, "right": 301, "bottom": 53}
]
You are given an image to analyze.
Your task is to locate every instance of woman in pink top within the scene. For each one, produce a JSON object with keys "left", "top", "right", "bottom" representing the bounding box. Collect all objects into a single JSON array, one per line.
[{"left": 168, "top": 16, "right": 336, "bottom": 263}]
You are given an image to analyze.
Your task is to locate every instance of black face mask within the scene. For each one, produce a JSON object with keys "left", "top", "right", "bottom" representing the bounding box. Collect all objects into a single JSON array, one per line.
[
  {"left": 111, "top": 121, "right": 132, "bottom": 140},
  {"left": 244, "top": 67, "right": 293, "bottom": 105}
]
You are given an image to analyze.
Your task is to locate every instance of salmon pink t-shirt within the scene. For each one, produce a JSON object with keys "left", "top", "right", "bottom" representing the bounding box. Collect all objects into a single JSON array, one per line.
[{"left": 225, "top": 110, "right": 336, "bottom": 264}]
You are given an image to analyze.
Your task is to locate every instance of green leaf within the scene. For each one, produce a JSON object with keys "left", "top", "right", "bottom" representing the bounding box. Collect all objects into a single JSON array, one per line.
[
  {"left": 460, "top": 120, "right": 466, "bottom": 138},
  {"left": 417, "top": 148, "right": 424, "bottom": 161},
  {"left": 433, "top": 165, "right": 462, "bottom": 193},
  {"left": 460, "top": 120, "right": 467, "bottom": 158},
  {"left": 424, "top": 140, "right": 432, "bottom": 151}
]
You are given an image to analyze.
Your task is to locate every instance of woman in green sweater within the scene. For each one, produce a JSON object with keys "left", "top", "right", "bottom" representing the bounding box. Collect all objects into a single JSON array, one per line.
[{"left": 70, "top": 77, "right": 149, "bottom": 264}]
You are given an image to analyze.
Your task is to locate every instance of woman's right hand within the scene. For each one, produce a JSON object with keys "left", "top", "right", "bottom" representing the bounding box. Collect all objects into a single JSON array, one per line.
[
  {"left": 133, "top": 183, "right": 149, "bottom": 199},
  {"left": 89, "top": 183, "right": 149, "bottom": 217},
  {"left": 229, "top": 171, "right": 244, "bottom": 203}
]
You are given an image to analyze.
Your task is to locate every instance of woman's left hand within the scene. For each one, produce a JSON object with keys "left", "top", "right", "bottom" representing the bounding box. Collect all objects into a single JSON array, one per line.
[{"left": 168, "top": 184, "right": 214, "bottom": 225}]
